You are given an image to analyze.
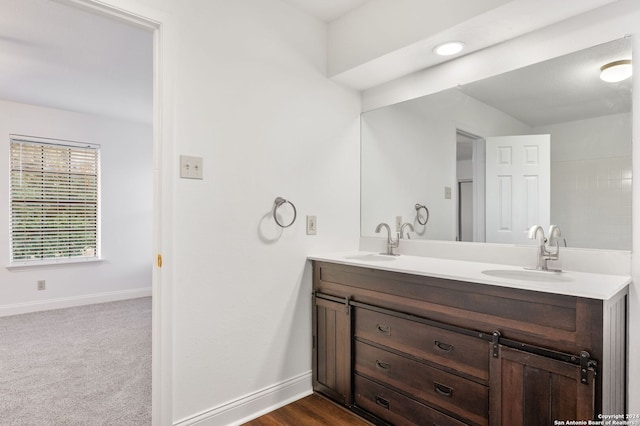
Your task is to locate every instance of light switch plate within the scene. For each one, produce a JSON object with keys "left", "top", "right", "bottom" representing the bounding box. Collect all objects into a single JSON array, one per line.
[
  {"left": 180, "top": 155, "right": 203, "bottom": 180},
  {"left": 306, "top": 215, "right": 317, "bottom": 235},
  {"left": 444, "top": 186, "right": 452, "bottom": 199}
]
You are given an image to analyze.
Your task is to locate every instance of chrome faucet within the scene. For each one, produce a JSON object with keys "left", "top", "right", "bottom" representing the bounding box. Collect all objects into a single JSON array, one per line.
[
  {"left": 375, "top": 223, "right": 399, "bottom": 256},
  {"left": 399, "top": 222, "right": 414, "bottom": 239},
  {"left": 527, "top": 225, "right": 561, "bottom": 271},
  {"left": 548, "top": 225, "right": 562, "bottom": 246}
]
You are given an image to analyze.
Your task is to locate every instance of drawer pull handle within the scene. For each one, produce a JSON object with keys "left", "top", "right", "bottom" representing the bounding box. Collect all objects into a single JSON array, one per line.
[
  {"left": 434, "top": 382, "right": 453, "bottom": 398},
  {"left": 375, "top": 360, "right": 391, "bottom": 370},
  {"left": 375, "top": 395, "right": 390, "bottom": 409},
  {"left": 376, "top": 324, "right": 391, "bottom": 335},
  {"left": 435, "top": 341, "right": 454, "bottom": 352}
]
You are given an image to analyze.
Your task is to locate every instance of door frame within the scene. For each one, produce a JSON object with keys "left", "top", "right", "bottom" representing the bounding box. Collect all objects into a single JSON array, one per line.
[
  {"left": 53, "top": 1, "right": 172, "bottom": 424},
  {"left": 456, "top": 129, "right": 485, "bottom": 243},
  {"left": 471, "top": 138, "right": 486, "bottom": 243},
  {"left": 457, "top": 179, "right": 473, "bottom": 242}
]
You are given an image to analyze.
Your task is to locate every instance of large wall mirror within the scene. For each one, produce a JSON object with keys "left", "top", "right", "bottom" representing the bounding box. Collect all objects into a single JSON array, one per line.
[{"left": 361, "top": 37, "right": 632, "bottom": 250}]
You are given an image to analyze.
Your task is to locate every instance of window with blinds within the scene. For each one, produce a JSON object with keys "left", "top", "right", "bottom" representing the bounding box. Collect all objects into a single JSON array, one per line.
[{"left": 10, "top": 136, "right": 100, "bottom": 264}]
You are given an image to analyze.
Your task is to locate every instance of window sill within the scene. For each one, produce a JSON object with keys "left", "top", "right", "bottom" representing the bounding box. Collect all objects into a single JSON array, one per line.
[{"left": 6, "top": 258, "right": 105, "bottom": 271}]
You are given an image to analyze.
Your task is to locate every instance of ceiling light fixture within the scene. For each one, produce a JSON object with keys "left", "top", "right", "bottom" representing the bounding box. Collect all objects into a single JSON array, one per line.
[
  {"left": 434, "top": 41, "right": 464, "bottom": 56},
  {"left": 600, "top": 60, "right": 632, "bottom": 82}
]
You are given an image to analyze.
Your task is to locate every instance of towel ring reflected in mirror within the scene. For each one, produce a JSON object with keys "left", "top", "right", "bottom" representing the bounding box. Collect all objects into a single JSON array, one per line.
[
  {"left": 415, "top": 203, "right": 430, "bottom": 226},
  {"left": 273, "top": 197, "right": 297, "bottom": 228}
]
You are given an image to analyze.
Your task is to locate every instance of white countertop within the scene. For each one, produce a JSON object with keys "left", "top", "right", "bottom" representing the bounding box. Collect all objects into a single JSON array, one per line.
[{"left": 308, "top": 251, "right": 631, "bottom": 300}]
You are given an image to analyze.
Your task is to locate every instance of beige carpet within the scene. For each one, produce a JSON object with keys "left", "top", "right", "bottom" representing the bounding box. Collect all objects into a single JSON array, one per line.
[{"left": 0, "top": 297, "right": 152, "bottom": 425}]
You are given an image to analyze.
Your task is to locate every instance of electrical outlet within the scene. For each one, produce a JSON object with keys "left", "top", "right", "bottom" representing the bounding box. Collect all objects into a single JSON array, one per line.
[
  {"left": 396, "top": 216, "right": 403, "bottom": 232},
  {"left": 306, "top": 215, "right": 317, "bottom": 235},
  {"left": 37, "top": 280, "right": 46, "bottom": 291},
  {"left": 180, "top": 155, "right": 203, "bottom": 180}
]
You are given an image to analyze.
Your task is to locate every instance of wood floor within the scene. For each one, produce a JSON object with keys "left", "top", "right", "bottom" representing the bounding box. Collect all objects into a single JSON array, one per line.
[{"left": 242, "top": 394, "right": 370, "bottom": 426}]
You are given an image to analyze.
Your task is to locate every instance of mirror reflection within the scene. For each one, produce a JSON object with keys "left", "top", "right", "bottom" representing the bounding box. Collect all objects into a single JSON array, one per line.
[{"left": 361, "top": 37, "right": 632, "bottom": 250}]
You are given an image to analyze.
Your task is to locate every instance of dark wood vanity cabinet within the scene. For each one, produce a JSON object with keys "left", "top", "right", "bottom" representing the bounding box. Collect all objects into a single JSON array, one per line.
[
  {"left": 311, "top": 261, "right": 627, "bottom": 426},
  {"left": 312, "top": 295, "right": 352, "bottom": 405}
]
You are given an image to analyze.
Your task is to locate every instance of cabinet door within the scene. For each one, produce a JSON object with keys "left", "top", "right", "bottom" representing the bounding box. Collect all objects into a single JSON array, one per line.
[
  {"left": 313, "top": 295, "right": 352, "bottom": 406},
  {"left": 490, "top": 345, "right": 595, "bottom": 426}
]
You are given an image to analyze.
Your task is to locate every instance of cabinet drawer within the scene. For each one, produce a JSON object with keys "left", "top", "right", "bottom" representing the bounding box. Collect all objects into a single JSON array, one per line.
[
  {"left": 355, "top": 341, "right": 488, "bottom": 426},
  {"left": 354, "top": 374, "right": 469, "bottom": 426},
  {"left": 354, "top": 307, "right": 490, "bottom": 380}
]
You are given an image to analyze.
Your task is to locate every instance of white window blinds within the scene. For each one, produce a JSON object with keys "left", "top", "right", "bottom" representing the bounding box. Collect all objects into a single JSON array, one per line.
[{"left": 10, "top": 136, "right": 100, "bottom": 264}]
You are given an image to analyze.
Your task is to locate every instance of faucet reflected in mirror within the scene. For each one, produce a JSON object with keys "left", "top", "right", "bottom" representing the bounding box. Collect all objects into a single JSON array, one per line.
[
  {"left": 400, "top": 222, "right": 414, "bottom": 239},
  {"left": 526, "top": 225, "right": 562, "bottom": 272}
]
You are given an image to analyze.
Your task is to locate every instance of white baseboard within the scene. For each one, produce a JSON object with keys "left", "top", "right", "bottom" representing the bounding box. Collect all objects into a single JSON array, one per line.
[
  {"left": 0, "top": 287, "right": 152, "bottom": 317},
  {"left": 174, "top": 371, "right": 313, "bottom": 426}
]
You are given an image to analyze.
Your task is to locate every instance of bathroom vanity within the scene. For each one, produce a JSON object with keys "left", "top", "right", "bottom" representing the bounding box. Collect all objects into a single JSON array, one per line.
[{"left": 310, "top": 254, "right": 629, "bottom": 426}]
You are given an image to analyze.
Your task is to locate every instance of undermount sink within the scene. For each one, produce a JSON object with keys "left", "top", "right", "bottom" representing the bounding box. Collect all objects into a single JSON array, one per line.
[
  {"left": 482, "top": 269, "right": 574, "bottom": 283},
  {"left": 344, "top": 253, "right": 397, "bottom": 262}
]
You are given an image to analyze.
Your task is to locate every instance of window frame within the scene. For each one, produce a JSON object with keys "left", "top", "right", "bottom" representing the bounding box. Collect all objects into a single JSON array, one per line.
[{"left": 8, "top": 134, "right": 102, "bottom": 267}]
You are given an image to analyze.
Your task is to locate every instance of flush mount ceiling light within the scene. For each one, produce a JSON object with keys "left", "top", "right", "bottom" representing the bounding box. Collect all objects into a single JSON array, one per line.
[
  {"left": 600, "top": 60, "right": 632, "bottom": 82},
  {"left": 433, "top": 41, "right": 464, "bottom": 56}
]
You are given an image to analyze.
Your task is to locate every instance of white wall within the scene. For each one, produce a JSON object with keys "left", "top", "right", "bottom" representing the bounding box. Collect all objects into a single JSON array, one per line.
[
  {"left": 631, "top": 30, "right": 640, "bottom": 418},
  {"left": 361, "top": 98, "right": 456, "bottom": 241},
  {"left": 170, "top": 2, "right": 361, "bottom": 421},
  {"left": 95, "top": 0, "right": 361, "bottom": 424},
  {"left": 536, "top": 113, "right": 632, "bottom": 250},
  {"left": 0, "top": 99, "right": 153, "bottom": 315},
  {"left": 456, "top": 159, "right": 473, "bottom": 181},
  {"left": 361, "top": 88, "right": 531, "bottom": 241}
]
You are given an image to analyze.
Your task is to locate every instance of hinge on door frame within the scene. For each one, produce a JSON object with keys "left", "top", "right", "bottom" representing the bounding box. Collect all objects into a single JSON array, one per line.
[
  {"left": 344, "top": 296, "right": 351, "bottom": 314},
  {"left": 492, "top": 330, "right": 501, "bottom": 358},
  {"left": 580, "top": 351, "right": 593, "bottom": 384}
]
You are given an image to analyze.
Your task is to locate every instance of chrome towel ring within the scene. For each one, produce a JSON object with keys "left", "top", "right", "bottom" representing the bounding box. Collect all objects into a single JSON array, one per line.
[
  {"left": 415, "top": 203, "right": 429, "bottom": 225},
  {"left": 273, "top": 197, "right": 297, "bottom": 228}
]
